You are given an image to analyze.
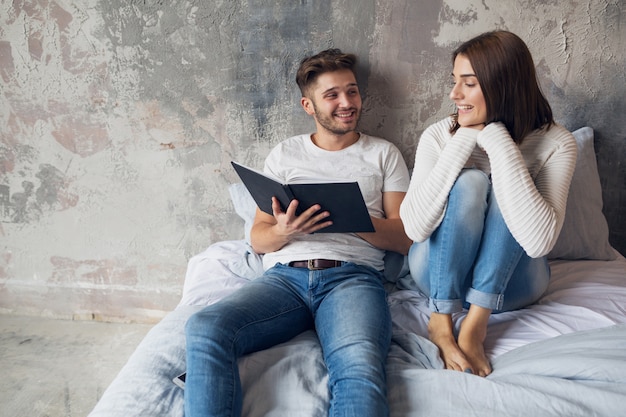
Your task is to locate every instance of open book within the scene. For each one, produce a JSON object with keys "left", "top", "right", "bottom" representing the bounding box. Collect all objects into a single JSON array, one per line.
[{"left": 231, "top": 161, "right": 374, "bottom": 233}]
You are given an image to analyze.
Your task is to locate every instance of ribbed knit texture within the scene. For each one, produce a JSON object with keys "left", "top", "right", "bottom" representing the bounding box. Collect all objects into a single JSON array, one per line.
[{"left": 400, "top": 117, "right": 577, "bottom": 258}]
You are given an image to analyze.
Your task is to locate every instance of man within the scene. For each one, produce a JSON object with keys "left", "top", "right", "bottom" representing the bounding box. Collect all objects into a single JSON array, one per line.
[{"left": 184, "top": 48, "right": 411, "bottom": 417}]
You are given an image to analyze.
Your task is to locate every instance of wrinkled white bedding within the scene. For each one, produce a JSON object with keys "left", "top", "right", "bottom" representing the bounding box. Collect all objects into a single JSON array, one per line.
[{"left": 89, "top": 239, "right": 626, "bottom": 417}]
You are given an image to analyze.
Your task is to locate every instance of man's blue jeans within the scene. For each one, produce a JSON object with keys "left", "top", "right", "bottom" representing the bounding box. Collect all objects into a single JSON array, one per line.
[
  {"left": 184, "top": 262, "right": 391, "bottom": 417},
  {"left": 405, "top": 169, "right": 550, "bottom": 314}
]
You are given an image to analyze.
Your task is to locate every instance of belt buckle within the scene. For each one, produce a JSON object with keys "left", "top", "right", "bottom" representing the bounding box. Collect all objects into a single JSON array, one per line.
[{"left": 307, "top": 259, "right": 316, "bottom": 270}]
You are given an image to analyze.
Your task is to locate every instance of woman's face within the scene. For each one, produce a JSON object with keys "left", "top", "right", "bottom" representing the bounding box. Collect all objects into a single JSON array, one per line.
[{"left": 450, "top": 54, "right": 487, "bottom": 129}]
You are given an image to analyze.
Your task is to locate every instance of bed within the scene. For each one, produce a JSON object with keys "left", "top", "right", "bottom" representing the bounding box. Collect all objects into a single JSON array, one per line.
[{"left": 88, "top": 127, "right": 626, "bottom": 417}]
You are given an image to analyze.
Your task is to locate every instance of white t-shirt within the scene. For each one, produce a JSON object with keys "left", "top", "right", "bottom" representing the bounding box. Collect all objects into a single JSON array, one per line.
[{"left": 261, "top": 133, "right": 410, "bottom": 271}]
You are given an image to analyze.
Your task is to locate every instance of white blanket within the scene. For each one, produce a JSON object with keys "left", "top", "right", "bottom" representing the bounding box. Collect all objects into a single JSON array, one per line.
[{"left": 89, "top": 240, "right": 626, "bottom": 417}]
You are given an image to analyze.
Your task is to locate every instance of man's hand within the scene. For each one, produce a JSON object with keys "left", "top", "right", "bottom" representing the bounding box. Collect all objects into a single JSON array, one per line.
[
  {"left": 250, "top": 197, "right": 332, "bottom": 254},
  {"left": 271, "top": 197, "right": 333, "bottom": 237}
]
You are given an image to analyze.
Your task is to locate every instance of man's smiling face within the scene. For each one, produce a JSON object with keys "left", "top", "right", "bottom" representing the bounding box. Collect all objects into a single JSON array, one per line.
[{"left": 305, "top": 69, "right": 362, "bottom": 136}]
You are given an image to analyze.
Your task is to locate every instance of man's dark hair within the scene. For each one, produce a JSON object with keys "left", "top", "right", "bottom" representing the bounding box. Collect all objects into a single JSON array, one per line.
[{"left": 296, "top": 49, "right": 357, "bottom": 97}]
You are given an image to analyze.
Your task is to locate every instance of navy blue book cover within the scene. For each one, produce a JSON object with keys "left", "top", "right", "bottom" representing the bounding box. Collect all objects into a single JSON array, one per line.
[{"left": 231, "top": 161, "right": 374, "bottom": 233}]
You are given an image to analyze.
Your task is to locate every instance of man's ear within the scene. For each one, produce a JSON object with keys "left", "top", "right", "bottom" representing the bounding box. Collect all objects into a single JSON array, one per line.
[{"left": 301, "top": 97, "right": 315, "bottom": 115}]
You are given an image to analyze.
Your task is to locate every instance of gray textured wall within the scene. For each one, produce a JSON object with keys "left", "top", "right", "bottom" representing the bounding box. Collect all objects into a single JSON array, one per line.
[{"left": 1, "top": 0, "right": 624, "bottom": 322}]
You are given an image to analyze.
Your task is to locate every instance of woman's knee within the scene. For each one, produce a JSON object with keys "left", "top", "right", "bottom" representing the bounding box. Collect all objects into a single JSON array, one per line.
[
  {"left": 452, "top": 169, "right": 489, "bottom": 200},
  {"left": 447, "top": 169, "right": 490, "bottom": 220},
  {"left": 456, "top": 168, "right": 489, "bottom": 187}
]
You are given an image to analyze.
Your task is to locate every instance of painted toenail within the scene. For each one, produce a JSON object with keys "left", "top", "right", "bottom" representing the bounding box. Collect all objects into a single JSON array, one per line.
[{"left": 464, "top": 368, "right": 472, "bottom": 374}]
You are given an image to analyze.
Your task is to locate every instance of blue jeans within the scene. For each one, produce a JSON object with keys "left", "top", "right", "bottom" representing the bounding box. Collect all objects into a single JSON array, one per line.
[
  {"left": 184, "top": 262, "right": 391, "bottom": 417},
  {"left": 405, "top": 169, "right": 550, "bottom": 314}
]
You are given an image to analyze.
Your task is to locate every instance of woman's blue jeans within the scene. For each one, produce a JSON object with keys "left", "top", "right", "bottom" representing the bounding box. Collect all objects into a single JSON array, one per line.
[
  {"left": 405, "top": 169, "right": 550, "bottom": 314},
  {"left": 184, "top": 262, "right": 391, "bottom": 417}
]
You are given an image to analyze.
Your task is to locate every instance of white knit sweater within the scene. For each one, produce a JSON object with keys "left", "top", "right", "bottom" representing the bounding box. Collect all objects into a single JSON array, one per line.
[{"left": 399, "top": 117, "right": 577, "bottom": 258}]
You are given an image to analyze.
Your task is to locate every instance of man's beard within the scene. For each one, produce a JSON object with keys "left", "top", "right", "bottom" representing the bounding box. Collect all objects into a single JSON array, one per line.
[{"left": 312, "top": 102, "right": 360, "bottom": 135}]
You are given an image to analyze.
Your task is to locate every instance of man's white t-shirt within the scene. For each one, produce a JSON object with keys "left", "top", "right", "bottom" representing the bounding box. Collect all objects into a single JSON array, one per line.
[{"left": 261, "top": 133, "right": 410, "bottom": 271}]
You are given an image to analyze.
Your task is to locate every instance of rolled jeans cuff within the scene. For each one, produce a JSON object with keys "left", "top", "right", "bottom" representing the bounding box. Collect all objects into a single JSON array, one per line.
[
  {"left": 465, "top": 287, "right": 504, "bottom": 311},
  {"left": 429, "top": 298, "right": 463, "bottom": 314}
]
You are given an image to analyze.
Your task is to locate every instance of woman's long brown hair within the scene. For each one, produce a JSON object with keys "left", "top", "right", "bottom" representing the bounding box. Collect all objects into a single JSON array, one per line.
[{"left": 450, "top": 30, "right": 554, "bottom": 144}]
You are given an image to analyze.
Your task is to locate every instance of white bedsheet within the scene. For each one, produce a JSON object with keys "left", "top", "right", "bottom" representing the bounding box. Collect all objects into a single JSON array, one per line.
[
  {"left": 89, "top": 240, "right": 626, "bottom": 417},
  {"left": 390, "top": 255, "right": 626, "bottom": 358}
]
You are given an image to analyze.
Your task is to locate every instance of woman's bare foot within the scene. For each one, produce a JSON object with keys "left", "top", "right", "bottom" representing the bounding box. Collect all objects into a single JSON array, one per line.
[
  {"left": 428, "top": 312, "right": 473, "bottom": 372},
  {"left": 457, "top": 305, "right": 492, "bottom": 377}
]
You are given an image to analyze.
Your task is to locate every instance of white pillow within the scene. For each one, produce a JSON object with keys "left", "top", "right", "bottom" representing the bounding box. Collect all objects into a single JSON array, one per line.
[
  {"left": 547, "top": 127, "right": 616, "bottom": 260},
  {"left": 229, "top": 182, "right": 257, "bottom": 243}
]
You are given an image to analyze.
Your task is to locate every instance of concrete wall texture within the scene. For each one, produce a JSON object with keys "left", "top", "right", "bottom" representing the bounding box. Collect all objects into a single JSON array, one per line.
[{"left": 1, "top": 0, "right": 624, "bottom": 322}]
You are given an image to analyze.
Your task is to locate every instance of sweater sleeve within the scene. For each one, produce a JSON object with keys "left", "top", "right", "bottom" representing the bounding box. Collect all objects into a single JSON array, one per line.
[
  {"left": 400, "top": 119, "right": 478, "bottom": 242},
  {"left": 477, "top": 122, "right": 577, "bottom": 257}
]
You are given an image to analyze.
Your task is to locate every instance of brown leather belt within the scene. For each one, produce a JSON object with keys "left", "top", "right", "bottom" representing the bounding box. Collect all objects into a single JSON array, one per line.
[{"left": 288, "top": 259, "right": 344, "bottom": 270}]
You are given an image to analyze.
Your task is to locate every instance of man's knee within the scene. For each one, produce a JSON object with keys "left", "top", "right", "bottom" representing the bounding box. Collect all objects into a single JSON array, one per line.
[{"left": 185, "top": 306, "right": 226, "bottom": 341}]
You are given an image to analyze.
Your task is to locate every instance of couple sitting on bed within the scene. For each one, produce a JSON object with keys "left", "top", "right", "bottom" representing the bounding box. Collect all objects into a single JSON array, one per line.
[{"left": 184, "top": 31, "right": 577, "bottom": 417}]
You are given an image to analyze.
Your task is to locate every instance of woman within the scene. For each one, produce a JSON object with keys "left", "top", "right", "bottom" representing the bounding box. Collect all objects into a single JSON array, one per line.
[{"left": 399, "top": 30, "right": 577, "bottom": 377}]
